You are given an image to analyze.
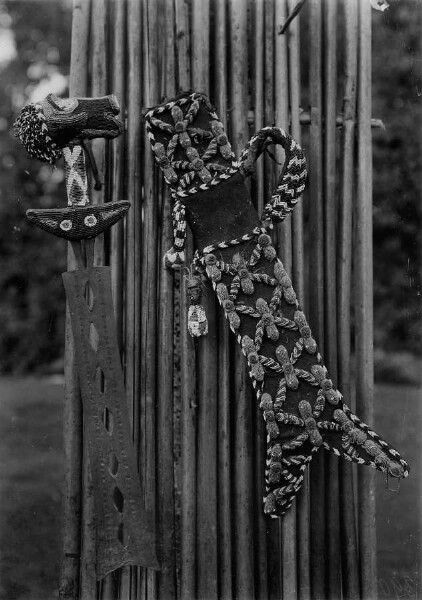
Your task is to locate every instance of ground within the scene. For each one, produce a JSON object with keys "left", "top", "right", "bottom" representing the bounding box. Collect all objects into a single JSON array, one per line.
[{"left": 0, "top": 377, "right": 420, "bottom": 600}]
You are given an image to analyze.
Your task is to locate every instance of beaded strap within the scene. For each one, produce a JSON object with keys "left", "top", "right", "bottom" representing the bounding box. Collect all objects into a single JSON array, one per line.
[{"left": 238, "top": 127, "right": 307, "bottom": 225}]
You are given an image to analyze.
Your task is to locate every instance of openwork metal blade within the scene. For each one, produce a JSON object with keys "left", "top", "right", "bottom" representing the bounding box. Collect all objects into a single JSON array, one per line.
[{"left": 63, "top": 266, "right": 159, "bottom": 578}]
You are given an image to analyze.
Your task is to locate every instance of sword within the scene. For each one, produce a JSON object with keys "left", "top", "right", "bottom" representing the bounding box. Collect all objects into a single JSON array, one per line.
[{"left": 15, "top": 93, "right": 159, "bottom": 578}]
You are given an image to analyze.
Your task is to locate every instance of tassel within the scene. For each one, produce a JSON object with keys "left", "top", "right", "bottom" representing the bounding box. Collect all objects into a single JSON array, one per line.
[
  {"left": 164, "top": 200, "right": 187, "bottom": 270},
  {"left": 186, "top": 272, "right": 208, "bottom": 337},
  {"left": 164, "top": 247, "right": 185, "bottom": 268}
]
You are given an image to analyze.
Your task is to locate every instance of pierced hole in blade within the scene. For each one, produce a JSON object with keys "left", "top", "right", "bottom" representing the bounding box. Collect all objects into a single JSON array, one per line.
[
  {"left": 108, "top": 452, "right": 119, "bottom": 477},
  {"left": 102, "top": 407, "right": 114, "bottom": 435},
  {"left": 96, "top": 367, "right": 106, "bottom": 394},
  {"left": 117, "top": 523, "right": 126, "bottom": 545},
  {"left": 84, "top": 281, "right": 94, "bottom": 310},
  {"left": 89, "top": 322, "right": 100, "bottom": 352},
  {"left": 96, "top": 367, "right": 107, "bottom": 394},
  {"left": 113, "top": 487, "right": 124, "bottom": 513}
]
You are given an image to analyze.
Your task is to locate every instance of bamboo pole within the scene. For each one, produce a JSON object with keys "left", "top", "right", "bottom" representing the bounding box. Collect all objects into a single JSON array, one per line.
[
  {"left": 253, "top": 0, "right": 265, "bottom": 216},
  {"left": 214, "top": 4, "right": 234, "bottom": 598},
  {"left": 285, "top": 3, "right": 310, "bottom": 598},
  {"left": 125, "top": 0, "right": 142, "bottom": 461},
  {"left": 191, "top": 4, "right": 220, "bottom": 598},
  {"left": 178, "top": 240, "right": 197, "bottom": 600},
  {"left": 217, "top": 312, "right": 233, "bottom": 600},
  {"left": 79, "top": 458, "right": 96, "bottom": 600},
  {"left": 90, "top": 0, "right": 108, "bottom": 268},
  {"left": 155, "top": 3, "right": 176, "bottom": 598},
  {"left": 288, "top": 0, "right": 305, "bottom": 305},
  {"left": 125, "top": 2, "right": 143, "bottom": 596},
  {"left": 140, "top": 2, "right": 160, "bottom": 598},
  {"left": 59, "top": 2, "right": 90, "bottom": 598},
  {"left": 322, "top": 2, "right": 341, "bottom": 598},
  {"left": 157, "top": 189, "right": 177, "bottom": 599},
  {"left": 356, "top": 3, "right": 377, "bottom": 599},
  {"left": 228, "top": 2, "right": 255, "bottom": 599},
  {"left": 274, "top": 2, "right": 298, "bottom": 600},
  {"left": 275, "top": 0, "right": 292, "bottom": 271},
  {"left": 263, "top": 4, "right": 284, "bottom": 599},
  {"left": 308, "top": 1, "right": 326, "bottom": 598},
  {"left": 109, "top": 0, "right": 126, "bottom": 337},
  {"left": 338, "top": 2, "right": 360, "bottom": 598},
  {"left": 251, "top": 4, "right": 269, "bottom": 598},
  {"left": 83, "top": 3, "right": 109, "bottom": 597},
  {"left": 174, "top": 2, "right": 197, "bottom": 598}
]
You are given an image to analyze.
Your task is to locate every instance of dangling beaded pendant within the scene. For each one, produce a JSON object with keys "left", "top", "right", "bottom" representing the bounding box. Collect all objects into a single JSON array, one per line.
[
  {"left": 186, "top": 272, "right": 208, "bottom": 337},
  {"left": 164, "top": 200, "right": 187, "bottom": 269}
]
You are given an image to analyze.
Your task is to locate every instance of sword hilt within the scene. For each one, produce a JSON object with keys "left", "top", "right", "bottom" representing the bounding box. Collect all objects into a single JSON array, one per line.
[{"left": 14, "top": 93, "right": 123, "bottom": 203}]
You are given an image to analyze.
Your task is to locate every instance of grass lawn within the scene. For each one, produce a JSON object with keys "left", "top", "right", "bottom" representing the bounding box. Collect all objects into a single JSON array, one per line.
[
  {"left": 0, "top": 377, "right": 420, "bottom": 599},
  {"left": 375, "top": 384, "right": 421, "bottom": 600},
  {"left": 0, "top": 377, "right": 63, "bottom": 600}
]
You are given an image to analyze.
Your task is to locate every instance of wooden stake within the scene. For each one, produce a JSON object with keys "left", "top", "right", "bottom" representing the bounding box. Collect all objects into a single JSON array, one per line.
[
  {"left": 308, "top": 1, "right": 326, "bottom": 598},
  {"left": 174, "top": 2, "right": 196, "bottom": 598},
  {"left": 125, "top": 1, "right": 143, "bottom": 595},
  {"left": 356, "top": 3, "right": 377, "bottom": 599},
  {"left": 274, "top": 2, "right": 298, "bottom": 599},
  {"left": 285, "top": 2, "right": 310, "bottom": 597},
  {"left": 191, "top": 4, "right": 220, "bottom": 597},
  {"left": 322, "top": 2, "right": 341, "bottom": 598},
  {"left": 109, "top": 0, "right": 126, "bottom": 340},
  {"left": 253, "top": 0, "right": 265, "bottom": 215},
  {"left": 214, "top": 3, "right": 234, "bottom": 598},
  {"left": 59, "top": 2, "right": 90, "bottom": 598},
  {"left": 85, "top": 4, "right": 109, "bottom": 596},
  {"left": 140, "top": 2, "right": 160, "bottom": 598},
  {"left": 338, "top": 2, "right": 360, "bottom": 598},
  {"left": 156, "top": 3, "right": 176, "bottom": 598},
  {"left": 262, "top": 4, "right": 284, "bottom": 599},
  {"left": 251, "top": 3, "right": 269, "bottom": 598},
  {"left": 229, "top": 2, "right": 255, "bottom": 598}
]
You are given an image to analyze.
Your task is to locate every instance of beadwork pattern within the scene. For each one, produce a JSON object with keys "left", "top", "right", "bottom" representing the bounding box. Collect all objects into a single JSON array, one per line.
[
  {"left": 145, "top": 93, "right": 307, "bottom": 268},
  {"left": 145, "top": 92, "right": 410, "bottom": 518},
  {"left": 14, "top": 103, "right": 62, "bottom": 164},
  {"left": 197, "top": 244, "right": 409, "bottom": 516},
  {"left": 145, "top": 93, "right": 238, "bottom": 268}
]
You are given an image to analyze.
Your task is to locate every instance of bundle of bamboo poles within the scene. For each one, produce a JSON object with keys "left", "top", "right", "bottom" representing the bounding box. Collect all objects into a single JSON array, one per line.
[{"left": 59, "top": 1, "right": 376, "bottom": 599}]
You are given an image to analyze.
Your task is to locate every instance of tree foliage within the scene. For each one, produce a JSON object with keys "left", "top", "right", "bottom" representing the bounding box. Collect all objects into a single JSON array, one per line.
[
  {"left": 0, "top": 1, "right": 71, "bottom": 372},
  {"left": 372, "top": 1, "right": 421, "bottom": 353}
]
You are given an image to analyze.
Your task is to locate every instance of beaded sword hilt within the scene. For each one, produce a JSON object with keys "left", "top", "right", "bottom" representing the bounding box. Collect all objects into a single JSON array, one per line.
[{"left": 15, "top": 94, "right": 129, "bottom": 246}]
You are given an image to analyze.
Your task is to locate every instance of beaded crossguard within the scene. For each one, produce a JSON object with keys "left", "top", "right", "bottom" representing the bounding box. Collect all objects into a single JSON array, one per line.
[
  {"left": 145, "top": 92, "right": 409, "bottom": 518},
  {"left": 15, "top": 95, "right": 158, "bottom": 577}
]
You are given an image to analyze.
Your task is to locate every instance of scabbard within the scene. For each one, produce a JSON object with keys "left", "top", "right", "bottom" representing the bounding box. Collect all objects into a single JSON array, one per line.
[
  {"left": 145, "top": 92, "right": 409, "bottom": 518},
  {"left": 63, "top": 266, "right": 159, "bottom": 578}
]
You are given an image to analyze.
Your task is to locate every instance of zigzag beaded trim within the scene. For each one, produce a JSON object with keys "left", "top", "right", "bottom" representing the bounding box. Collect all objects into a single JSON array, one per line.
[{"left": 238, "top": 126, "right": 307, "bottom": 225}]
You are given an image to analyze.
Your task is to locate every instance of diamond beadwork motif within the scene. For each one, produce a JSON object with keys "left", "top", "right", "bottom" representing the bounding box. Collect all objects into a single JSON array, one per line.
[{"left": 198, "top": 239, "right": 409, "bottom": 517}]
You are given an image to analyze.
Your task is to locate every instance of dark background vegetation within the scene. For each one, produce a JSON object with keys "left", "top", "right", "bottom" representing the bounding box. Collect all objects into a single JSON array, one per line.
[
  {"left": 372, "top": 2, "right": 421, "bottom": 382},
  {"left": 0, "top": 0, "right": 70, "bottom": 373},
  {"left": 0, "top": 0, "right": 420, "bottom": 379}
]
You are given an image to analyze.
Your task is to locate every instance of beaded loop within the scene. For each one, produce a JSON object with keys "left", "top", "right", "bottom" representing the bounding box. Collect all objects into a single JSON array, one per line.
[{"left": 238, "top": 127, "right": 307, "bottom": 226}]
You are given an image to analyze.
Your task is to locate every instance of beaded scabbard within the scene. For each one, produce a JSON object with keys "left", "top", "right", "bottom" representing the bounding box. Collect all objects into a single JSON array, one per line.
[{"left": 145, "top": 92, "right": 409, "bottom": 518}]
